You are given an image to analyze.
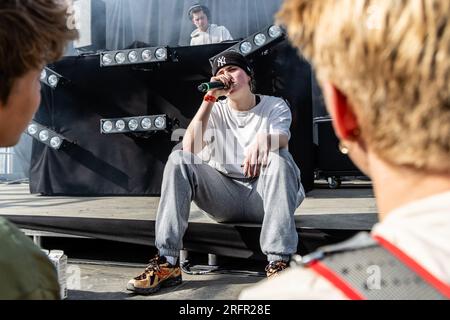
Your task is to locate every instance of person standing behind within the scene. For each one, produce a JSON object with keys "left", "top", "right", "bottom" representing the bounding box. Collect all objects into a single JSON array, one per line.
[
  {"left": 189, "top": 4, "right": 233, "bottom": 46},
  {"left": 0, "top": 0, "right": 77, "bottom": 299}
]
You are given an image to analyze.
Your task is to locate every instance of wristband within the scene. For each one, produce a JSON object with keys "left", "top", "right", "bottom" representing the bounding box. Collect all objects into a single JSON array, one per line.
[{"left": 204, "top": 95, "right": 217, "bottom": 103}]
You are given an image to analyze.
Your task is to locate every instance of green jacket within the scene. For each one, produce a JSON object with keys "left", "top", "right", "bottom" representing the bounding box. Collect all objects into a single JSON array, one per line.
[{"left": 0, "top": 217, "right": 60, "bottom": 299}]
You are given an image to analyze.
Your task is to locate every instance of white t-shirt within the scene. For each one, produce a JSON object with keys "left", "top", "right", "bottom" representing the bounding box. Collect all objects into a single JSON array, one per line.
[
  {"left": 239, "top": 191, "right": 450, "bottom": 299},
  {"left": 190, "top": 24, "right": 233, "bottom": 46},
  {"left": 199, "top": 95, "right": 292, "bottom": 179}
]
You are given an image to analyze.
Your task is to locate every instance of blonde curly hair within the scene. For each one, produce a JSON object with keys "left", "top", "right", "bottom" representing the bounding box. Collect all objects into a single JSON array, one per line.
[{"left": 277, "top": 0, "right": 450, "bottom": 173}]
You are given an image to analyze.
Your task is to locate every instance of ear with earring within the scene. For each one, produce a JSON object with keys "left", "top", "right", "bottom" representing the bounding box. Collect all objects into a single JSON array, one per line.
[
  {"left": 339, "top": 142, "right": 349, "bottom": 155},
  {"left": 339, "top": 128, "right": 360, "bottom": 155}
]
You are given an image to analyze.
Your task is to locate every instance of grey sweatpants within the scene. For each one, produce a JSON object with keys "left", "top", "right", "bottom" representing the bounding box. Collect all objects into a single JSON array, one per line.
[{"left": 155, "top": 148, "right": 305, "bottom": 262}]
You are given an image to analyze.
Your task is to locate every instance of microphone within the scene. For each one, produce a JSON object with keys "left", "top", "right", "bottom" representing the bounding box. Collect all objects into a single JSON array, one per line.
[{"left": 197, "top": 81, "right": 228, "bottom": 93}]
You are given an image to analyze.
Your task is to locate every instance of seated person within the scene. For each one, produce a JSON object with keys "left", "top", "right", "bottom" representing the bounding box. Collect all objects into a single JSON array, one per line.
[
  {"left": 189, "top": 4, "right": 233, "bottom": 46},
  {"left": 126, "top": 51, "right": 305, "bottom": 295},
  {"left": 0, "top": 0, "right": 77, "bottom": 299},
  {"left": 240, "top": 0, "right": 450, "bottom": 299}
]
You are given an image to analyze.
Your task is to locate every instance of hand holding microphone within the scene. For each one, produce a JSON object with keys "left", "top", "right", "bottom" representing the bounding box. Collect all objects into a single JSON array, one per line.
[
  {"left": 198, "top": 74, "right": 234, "bottom": 98},
  {"left": 198, "top": 81, "right": 228, "bottom": 93}
]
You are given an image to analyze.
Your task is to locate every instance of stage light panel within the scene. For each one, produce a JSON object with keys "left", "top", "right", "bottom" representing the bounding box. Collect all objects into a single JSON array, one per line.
[
  {"left": 100, "top": 115, "right": 169, "bottom": 134},
  {"left": 100, "top": 47, "right": 169, "bottom": 67},
  {"left": 209, "top": 24, "right": 285, "bottom": 64},
  {"left": 40, "top": 67, "right": 64, "bottom": 89},
  {"left": 26, "top": 121, "right": 68, "bottom": 150}
]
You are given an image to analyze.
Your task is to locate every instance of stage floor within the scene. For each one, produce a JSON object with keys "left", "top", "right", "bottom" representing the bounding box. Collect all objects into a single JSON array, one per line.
[
  {"left": 0, "top": 181, "right": 378, "bottom": 259},
  {"left": 0, "top": 182, "right": 376, "bottom": 221}
]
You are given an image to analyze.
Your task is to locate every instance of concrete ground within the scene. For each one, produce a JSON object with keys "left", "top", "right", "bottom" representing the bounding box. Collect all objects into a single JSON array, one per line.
[{"left": 67, "top": 262, "right": 263, "bottom": 300}]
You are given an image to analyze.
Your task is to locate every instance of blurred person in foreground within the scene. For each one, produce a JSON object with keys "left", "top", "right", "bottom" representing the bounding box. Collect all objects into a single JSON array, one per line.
[
  {"left": 0, "top": 0, "right": 77, "bottom": 299},
  {"left": 240, "top": 0, "right": 450, "bottom": 300}
]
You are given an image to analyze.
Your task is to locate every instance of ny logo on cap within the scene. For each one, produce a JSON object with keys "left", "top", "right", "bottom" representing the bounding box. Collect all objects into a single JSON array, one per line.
[{"left": 217, "top": 56, "right": 226, "bottom": 67}]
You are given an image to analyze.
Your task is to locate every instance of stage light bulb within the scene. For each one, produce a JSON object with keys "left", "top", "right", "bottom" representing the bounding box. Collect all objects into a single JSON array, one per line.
[
  {"left": 240, "top": 41, "right": 252, "bottom": 54},
  {"left": 115, "top": 120, "right": 126, "bottom": 131},
  {"left": 39, "top": 130, "right": 49, "bottom": 142},
  {"left": 102, "top": 121, "right": 113, "bottom": 133},
  {"left": 268, "top": 25, "right": 282, "bottom": 38},
  {"left": 40, "top": 69, "right": 47, "bottom": 81},
  {"left": 50, "top": 136, "right": 62, "bottom": 149},
  {"left": 48, "top": 75, "right": 59, "bottom": 87},
  {"left": 115, "top": 52, "right": 126, "bottom": 64},
  {"left": 141, "top": 117, "right": 152, "bottom": 130},
  {"left": 128, "top": 51, "right": 138, "bottom": 63},
  {"left": 254, "top": 33, "right": 266, "bottom": 46},
  {"left": 155, "top": 48, "right": 167, "bottom": 60},
  {"left": 102, "top": 54, "right": 113, "bottom": 65},
  {"left": 154, "top": 116, "right": 166, "bottom": 129},
  {"left": 142, "top": 50, "right": 152, "bottom": 62},
  {"left": 128, "top": 119, "right": 139, "bottom": 131},
  {"left": 27, "top": 124, "right": 38, "bottom": 135}
]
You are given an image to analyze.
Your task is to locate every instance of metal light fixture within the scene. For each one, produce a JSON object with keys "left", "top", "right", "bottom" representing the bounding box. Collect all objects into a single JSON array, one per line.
[
  {"left": 100, "top": 114, "right": 169, "bottom": 134},
  {"left": 239, "top": 41, "right": 253, "bottom": 55},
  {"left": 102, "top": 53, "right": 113, "bottom": 66},
  {"left": 155, "top": 48, "right": 168, "bottom": 60},
  {"left": 268, "top": 25, "right": 282, "bottom": 38},
  {"left": 253, "top": 33, "right": 267, "bottom": 46},
  {"left": 141, "top": 117, "right": 152, "bottom": 130},
  {"left": 100, "top": 46, "right": 169, "bottom": 67},
  {"left": 210, "top": 24, "right": 286, "bottom": 63},
  {"left": 40, "top": 67, "right": 64, "bottom": 89},
  {"left": 142, "top": 50, "right": 152, "bottom": 62},
  {"left": 115, "top": 52, "right": 127, "bottom": 64},
  {"left": 154, "top": 116, "right": 166, "bottom": 129},
  {"left": 128, "top": 119, "right": 139, "bottom": 131},
  {"left": 38, "top": 130, "right": 49, "bottom": 142},
  {"left": 26, "top": 121, "right": 68, "bottom": 150},
  {"left": 128, "top": 51, "right": 139, "bottom": 63}
]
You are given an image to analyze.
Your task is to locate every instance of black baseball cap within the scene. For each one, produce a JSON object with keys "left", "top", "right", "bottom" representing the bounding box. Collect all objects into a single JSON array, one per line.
[{"left": 211, "top": 51, "right": 252, "bottom": 76}]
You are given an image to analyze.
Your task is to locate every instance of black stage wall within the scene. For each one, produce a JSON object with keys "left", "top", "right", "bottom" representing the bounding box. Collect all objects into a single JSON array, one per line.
[{"left": 30, "top": 40, "right": 314, "bottom": 195}]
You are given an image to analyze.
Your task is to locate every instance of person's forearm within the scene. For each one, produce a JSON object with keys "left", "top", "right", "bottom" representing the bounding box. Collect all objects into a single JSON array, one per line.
[
  {"left": 270, "top": 134, "right": 289, "bottom": 150},
  {"left": 257, "top": 133, "right": 289, "bottom": 151},
  {"left": 182, "top": 100, "right": 215, "bottom": 153}
]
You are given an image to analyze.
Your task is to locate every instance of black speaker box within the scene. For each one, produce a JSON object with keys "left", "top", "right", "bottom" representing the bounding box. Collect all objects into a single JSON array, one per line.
[{"left": 313, "top": 116, "right": 363, "bottom": 175}]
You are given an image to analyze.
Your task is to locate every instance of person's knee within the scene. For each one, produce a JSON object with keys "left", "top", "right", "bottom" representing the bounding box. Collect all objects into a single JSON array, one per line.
[{"left": 262, "top": 149, "right": 302, "bottom": 187}]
